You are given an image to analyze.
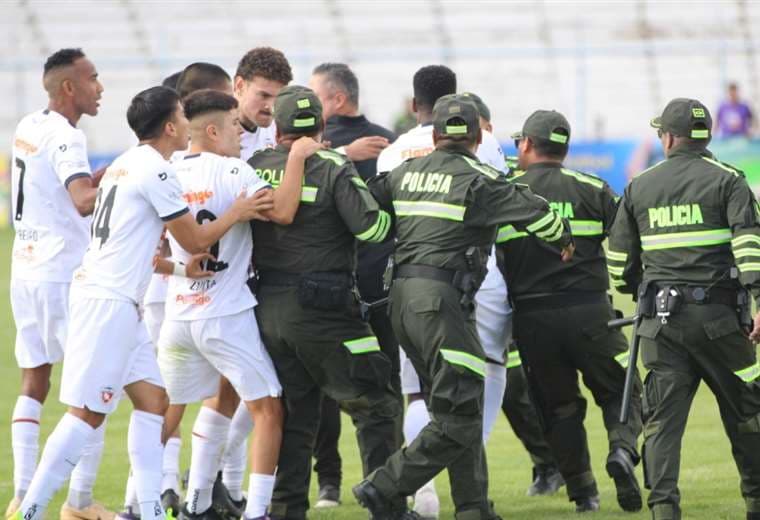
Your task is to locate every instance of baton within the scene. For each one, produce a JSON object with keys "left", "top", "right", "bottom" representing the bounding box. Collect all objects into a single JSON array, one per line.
[
  {"left": 359, "top": 296, "right": 389, "bottom": 321},
  {"left": 607, "top": 313, "right": 641, "bottom": 424}
]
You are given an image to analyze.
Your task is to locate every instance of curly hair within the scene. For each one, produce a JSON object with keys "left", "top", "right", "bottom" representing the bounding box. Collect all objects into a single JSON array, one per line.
[
  {"left": 413, "top": 65, "right": 456, "bottom": 112},
  {"left": 43, "top": 48, "right": 85, "bottom": 76},
  {"left": 236, "top": 47, "right": 292, "bottom": 84}
]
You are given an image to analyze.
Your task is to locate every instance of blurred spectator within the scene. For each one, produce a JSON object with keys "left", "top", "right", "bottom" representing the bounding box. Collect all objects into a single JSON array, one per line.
[
  {"left": 715, "top": 82, "right": 754, "bottom": 138},
  {"left": 393, "top": 97, "right": 416, "bottom": 135}
]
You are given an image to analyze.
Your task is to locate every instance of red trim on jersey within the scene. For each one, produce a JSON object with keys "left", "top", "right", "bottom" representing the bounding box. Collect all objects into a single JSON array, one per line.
[
  {"left": 191, "top": 431, "right": 208, "bottom": 439},
  {"left": 12, "top": 418, "right": 40, "bottom": 425}
]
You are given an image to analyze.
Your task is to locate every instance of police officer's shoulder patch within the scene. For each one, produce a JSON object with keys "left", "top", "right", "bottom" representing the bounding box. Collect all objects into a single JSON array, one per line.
[
  {"left": 702, "top": 156, "right": 744, "bottom": 178},
  {"left": 316, "top": 149, "right": 347, "bottom": 166}
]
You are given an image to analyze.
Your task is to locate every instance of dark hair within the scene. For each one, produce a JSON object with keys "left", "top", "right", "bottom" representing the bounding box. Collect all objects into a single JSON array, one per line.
[
  {"left": 127, "top": 86, "right": 180, "bottom": 140},
  {"left": 176, "top": 63, "right": 231, "bottom": 99},
  {"left": 236, "top": 47, "right": 292, "bottom": 84},
  {"left": 162, "top": 71, "right": 183, "bottom": 89},
  {"left": 413, "top": 65, "right": 456, "bottom": 111},
  {"left": 529, "top": 131, "right": 569, "bottom": 160},
  {"left": 183, "top": 89, "right": 238, "bottom": 120},
  {"left": 313, "top": 62, "right": 359, "bottom": 106},
  {"left": 43, "top": 48, "right": 86, "bottom": 76}
]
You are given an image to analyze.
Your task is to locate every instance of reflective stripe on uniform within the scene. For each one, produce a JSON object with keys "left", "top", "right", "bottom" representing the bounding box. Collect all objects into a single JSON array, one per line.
[
  {"left": 440, "top": 348, "right": 486, "bottom": 377},
  {"left": 561, "top": 168, "right": 604, "bottom": 189},
  {"left": 570, "top": 219, "right": 604, "bottom": 236},
  {"left": 356, "top": 211, "right": 391, "bottom": 242},
  {"left": 640, "top": 228, "right": 732, "bottom": 251},
  {"left": 703, "top": 156, "right": 739, "bottom": 176},
  {"left": 734, "top": 362, "right": 760, "bottom": 383},
  {"left": 526, "top": 212, "right": 556, "bottom": 233},
  {"left": 344, "top": 336, "right": 381, "bottom": 354},
  {"left": 496, "top": 225, "right": 528, "bottom": 243},
  {"left": 393, "top": 200, "right": 466, "bottom": 221},
  {"left": 536, "top": 215, "right": 564, "bottom": 240},
  {"left": 615, "top": 351, "right": 630, "bottom": 369},
  {"left": 737, "top": 262, "right": 760, "bottom": 273},
  {"left": 461, "top": 156, "right": 500, "bottom": 180},
  {"left": 301, "top": 186, "right": 318, "bottom": 203},
  {"left": 611, "top": 278, "right": 627, "bottom": 287},
  {"left": 607, "top": 265, "right": 625, "bottom": 276},
  {"left": 506, "top": 350, "right": 522, "bottom": 369},
  {"left": 732, "top": 235, "right": 760, "bottom": 248}
]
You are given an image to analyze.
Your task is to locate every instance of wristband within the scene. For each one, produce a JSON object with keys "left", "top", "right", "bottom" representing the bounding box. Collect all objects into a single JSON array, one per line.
[
  {"left": 335, "top": 146, "right": 347, "bottom": 156},
  {"left": 173, "top": 262, "right": 187, "bottom": 277}
]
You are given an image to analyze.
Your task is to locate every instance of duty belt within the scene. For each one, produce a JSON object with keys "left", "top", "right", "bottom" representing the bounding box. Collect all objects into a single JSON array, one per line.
[
  {"left": 655, "top": 284, "right": 737, "bottom": 307},
  {"left": 512, "top": 291, "right": 609, "bottom": 313},
  {"left": 394, "top": 264, "right": 459, "bottom": 285},
  {"left": 257, "top": 270, "right": 352, "bottom": 286}
]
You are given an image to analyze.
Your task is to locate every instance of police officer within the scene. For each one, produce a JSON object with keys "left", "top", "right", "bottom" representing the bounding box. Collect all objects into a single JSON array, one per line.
[
  {"left": 249, "top": 85, "right": 402, "bottom": 520},
  {"left": 354, "top": 94, "right": 574, "bottom": 520},
  {"left": 608, "top": 98, "right": 760, "bottom": 520},
  {"left": 497, "top": 110, "right": 643, "bottom": 513}
]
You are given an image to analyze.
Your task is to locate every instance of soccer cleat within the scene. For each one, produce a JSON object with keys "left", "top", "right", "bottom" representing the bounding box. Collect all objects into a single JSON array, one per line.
[
  {"left": 412, "top": 483, "right": 439, "bottom": 519},
  {"left": 605, "top": 448, "right": 643, "bottom": 512},
  {"left": 574, "top": 495, "right": 601, "bottom": 513},
  {"left": 178, "top": 504, "right": 224, "bottom": 520},
  {"left": 526, "top": 465, "right": 565, "bottom": 497},
  {"left": 4, "top": 498, "right": 20, "bottom": 520},
  {"left": 114, "top": 506, "right": 140, "bottom": 520},
  {"left": 314, "top": 484, "right": 341, "bottom": 508},
  {"left": 210, "top": 472, "right": 242, "bottom": 520},
  {"left": 161, "top": 490, "right": 181, "bottom": 519},
  {"left": 60, "top": 502, "right": 116, "bottom": 520},
  {"left": 352, "top": 480, "right": 420, "bottom": 520}
]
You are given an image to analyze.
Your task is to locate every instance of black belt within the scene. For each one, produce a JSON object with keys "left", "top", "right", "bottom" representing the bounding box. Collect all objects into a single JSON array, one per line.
[
  {"left": 395, "top": 264, "right": 458, "bottom": 284},
  {"left": 513, "top": 291, "right": 609, "bottom": 313},
  {"left": 257, "top": 270, "right": 352, "bottom": 287},
  {"left": 657, "top": 285, "right": 737, "bottom": 307}
]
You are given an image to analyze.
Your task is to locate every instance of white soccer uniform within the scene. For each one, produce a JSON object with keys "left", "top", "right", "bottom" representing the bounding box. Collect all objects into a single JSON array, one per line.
[
  {"left": 377, "top": 125, "right": 512, "bottom": 398},
  {"left": 158, "top": 152, "right": 281, "bottom": 404},
  {"left": 60, "top": 144, "right": 189, "bottom": 414},
  {"left": 240, "top": 123, "right": 276, "bottom": 162},
  {"left": 10, "top": 109, "right": 92, "bottom": 368}
]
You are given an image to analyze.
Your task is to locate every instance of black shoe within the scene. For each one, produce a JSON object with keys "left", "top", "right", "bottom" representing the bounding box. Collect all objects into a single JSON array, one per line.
[
  {"left": 606, "top": 448, "right": 643, "bottom": 512},
  {"left": 574, "top": 495, "right": 600, "bottom": 513},
  {"left": 178, "top": 504, "right": 225, "bottom": 520},
  {"left": 315, "top": 484, "right": 341, "bottom": 508},
  {"left": 748, "top": 514, "right": 760, "bottom": 520},
  {"left": 352, "top": 480, "right": 419, "bottom": 520},
  {"left": 211, "top": 472, "right": 244, "bottom": 520},
  {"left": 161, "top": 489, "right": 181, "bottom": 519},
  {"left": 526, "top": 465, "right": 565, "bottom": 496},
  {"left": 229, "top": 497, "right": 246, "bottom": 517}
]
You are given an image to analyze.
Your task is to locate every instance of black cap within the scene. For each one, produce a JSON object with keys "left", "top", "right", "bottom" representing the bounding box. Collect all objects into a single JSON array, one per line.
[
  {"left": 650, "top": 98, "right": 712, "bottom": 139},
  {"left": 274, "top": 85, "right": 322, "bottom": 134},
  {"left": 461, "top": 92, "right": 490, "bottom": 122},
  {"left": 511, "top": 110, "right": 571, "bottom": 145},
  {"left": 432, "top": 94, "right": 480, "bottom": 138}
]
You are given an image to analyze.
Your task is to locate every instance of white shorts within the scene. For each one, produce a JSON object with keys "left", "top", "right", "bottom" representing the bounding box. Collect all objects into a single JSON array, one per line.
[
  {"left": 11, "top": 279, "right": 70, "bottom": 368},
  {"left": 400, "top": 348, "right": 423, "bottom": 395},
  {"left": 157, "top": 309, "right": 281, "bottom": 405},
  {"left": 143, "top": 301, "right": 166, "bottom": 348},
  {"left": 60, "top": 294, "right": 164, "bottom": 414}
]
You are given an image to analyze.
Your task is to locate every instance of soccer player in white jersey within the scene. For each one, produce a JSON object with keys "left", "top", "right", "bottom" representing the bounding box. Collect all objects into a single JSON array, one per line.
[
  {"left": 158, "top": 89, "right": 319, "bottom": 520},
  {"left": 14, "top": 86, "right": 273, "bottom": 520},
  {"left": 6, "top": 48, "right": 116, "bottom": 520},
  {"left": 375, "top": 66, "right": 507, "bottom": 519}
]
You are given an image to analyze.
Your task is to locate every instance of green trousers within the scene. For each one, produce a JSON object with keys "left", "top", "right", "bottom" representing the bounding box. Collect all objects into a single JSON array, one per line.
[
  {"left": 513, "top": 298, "right": 643, "bottom": 501},
  {"left": 368, "top": 278, "right": 498, "bottom": 520},
  {"left": 638, "top": 303, "right": 760, "bottom": 520},
  {"left": 255, "top": 284, "right": 402, "bottom": 520}
]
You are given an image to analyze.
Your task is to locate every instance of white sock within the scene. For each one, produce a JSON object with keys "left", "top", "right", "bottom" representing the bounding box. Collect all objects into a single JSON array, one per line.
[
  {"left": 483, "top": 363, "right": 507, "bottom": 443},
  {"left": 68, "top": 420, "right": 107, "bottom": 509},
  {"left": 244, "top": 473, "right": 275, "bottom": 518},
  {"left": 12, "top": 396, "right": 42, "bottom": 499},
  {"left": 187, "top": 407, "right": 231, "bottom": 514},
  {"left": 403, "top": 399, "right": 430, "bottom": 444},
  {"left": 20, "top": 413, "right": 95, "bottom": 520},
  {"left": 129, "top": 411, "right": 165, "bottom": 520},
  {"left": 222, "top": 402, "right": 253, "bottom": 502},
  {"left": 161, "top": 437, "right": 182, "bottom": 493},
  {"left": 124, "top": 470, "right": 139, "bottom": 510}
]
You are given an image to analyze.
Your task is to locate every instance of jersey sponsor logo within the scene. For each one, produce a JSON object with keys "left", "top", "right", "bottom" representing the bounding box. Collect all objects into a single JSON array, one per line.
[
  {"left": 13, "top": 243, "right": 35, "bottom": 262},
  {"left": 100, "top": 386, "right": 115, "bottom": 404},
  {"left": 648, "top": 204, "right": 704, "bottom": 228},
  {"left": 401, "top": 147, "right": 434, "bottom": 159},
  {"left": 175, "top": 293, "right": 211, "bottom": 305},
  {"left": 400, "top": 171, "right": 452, "bottom": 194},
  {"left": 550, "top": 201, "right": 574, "bottom": 219},
  {"left": 104, "top": 167, "right": 129, "bottom": 181},
  {"left": 182, "top": 190, "right": 214, "bottom": 205},
  {"left": 14, "top": 138, "right": 38, "bottom": 154}
]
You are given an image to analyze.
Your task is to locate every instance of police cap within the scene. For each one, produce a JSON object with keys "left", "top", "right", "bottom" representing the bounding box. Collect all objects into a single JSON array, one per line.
[
  {"left": 650, "top": 98, "right": 712, "bottom": 140},
  {"left": 511, "top": 110, "right": 571, "bottom": 145},
  {"left": 461, "top": 92, "right": 491, "bottom": 122},
  {"left": 274, "top": 85, "right": 322, "bottom": 135},
  {"left": 432, "top": 94, "right": 480, "bottom": 138}
]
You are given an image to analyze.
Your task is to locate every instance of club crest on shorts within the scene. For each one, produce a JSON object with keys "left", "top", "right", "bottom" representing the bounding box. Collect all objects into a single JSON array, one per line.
[{"left": 100, "top": 386, "right": 115, "bottom": 404}]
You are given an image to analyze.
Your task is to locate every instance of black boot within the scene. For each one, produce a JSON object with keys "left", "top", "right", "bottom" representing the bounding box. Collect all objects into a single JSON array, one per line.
[
  {"left": 574, "top": 495, "right": 600, "bottom": 513},
  {"left": 352, "top": 480, "right": 420, "bottom": 520},
  {"left": 526, "top": 465, "right": 565, "bottom": 496},
  {"left": 606, "top": 448, "right": 642, "bottom": 512}
]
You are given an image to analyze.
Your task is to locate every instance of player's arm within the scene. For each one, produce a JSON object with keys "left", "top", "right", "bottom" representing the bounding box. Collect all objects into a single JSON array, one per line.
[
  {"left": 66, "top": 176, "right": 98, "bottom": 216},
  {"left": 53, "top": 131, "right": 98, "bottom": 216},
  {"left": 154, "top": 254, "right": 213, "bottom": 278},
  {"left": 607, "top": 186, "right": 642, "bottom": 295},
  {"left": 262, "top": 136, "right": 326, "bottom": 225},
  {"left": 335, "top": 166, "right": 391, "bottom": 243}
]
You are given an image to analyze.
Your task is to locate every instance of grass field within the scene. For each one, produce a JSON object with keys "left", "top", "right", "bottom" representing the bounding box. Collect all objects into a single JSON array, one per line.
[{"left": 0, "top": 225, "right": 752, "bottom": 519}]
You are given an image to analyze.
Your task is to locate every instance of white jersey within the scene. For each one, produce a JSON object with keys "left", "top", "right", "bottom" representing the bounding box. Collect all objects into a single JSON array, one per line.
[
  {"left": 72, "top": 144, "right": 189, "bottom": 304},
  {"left": 240, "top": 123, "right": 276, "bottom": 161},
  {"left": 165, "top": 152, "right": 270, "bottom": 321},
  {"left": 10, "top": 109, "right": 92, "bottom": 283},
  {"left": 376, "top": 124, "right": 506, "bottom": 173}
]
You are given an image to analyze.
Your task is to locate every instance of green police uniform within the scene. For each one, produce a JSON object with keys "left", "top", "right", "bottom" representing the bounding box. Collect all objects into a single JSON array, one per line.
[
  {"left": 497, "top": 110, "right": 643, "bottom": 513},
  {"left": 608, "top": 98, "right": 760, "bottom": 520},
  {"left": 249, "top": 86, "right": 401, "bottom": 520},
  {"left": 355, "top": 95, "right": 573, "bottom": 520}
]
